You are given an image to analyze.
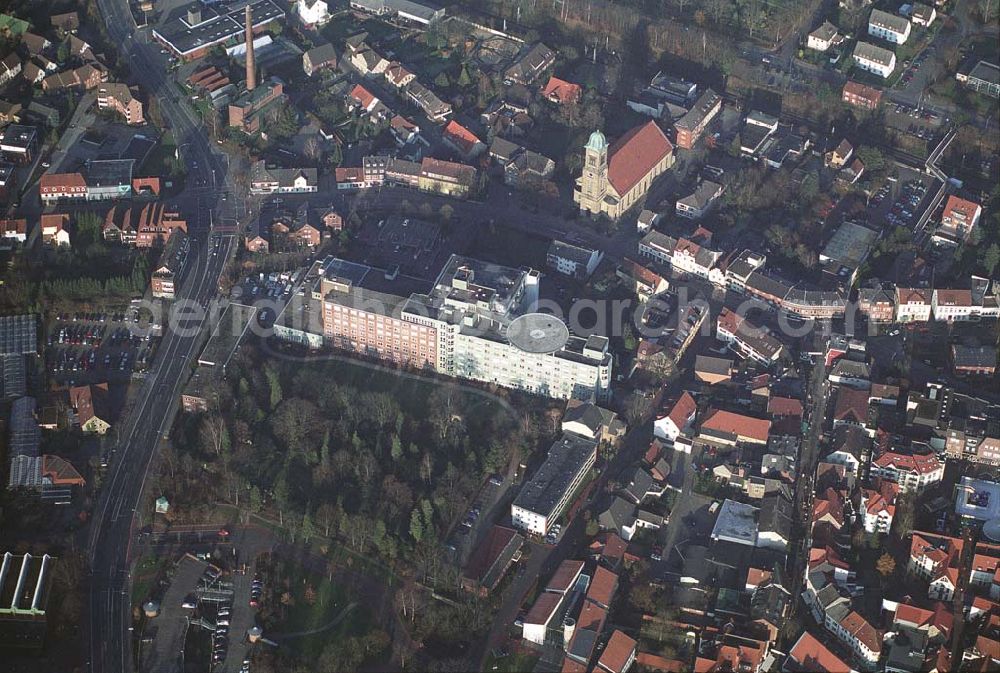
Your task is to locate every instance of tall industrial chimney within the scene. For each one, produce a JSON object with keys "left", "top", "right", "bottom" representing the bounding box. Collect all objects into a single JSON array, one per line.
[{"left": 244, "top": 3, "right": 256, "bottom": 91}]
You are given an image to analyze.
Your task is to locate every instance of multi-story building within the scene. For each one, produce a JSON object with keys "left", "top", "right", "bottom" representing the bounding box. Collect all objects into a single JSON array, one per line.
[
  {"left": 249, "top": 160, "right": 318, "bottom": 194},
  {"left": 957, "top": 60, "right": 1000, "bottom": 99},
  {"left": 574, "top": 121, "right": 674, "bottom": 220},
  {"left": 716, "top": 308, "right": 785, "bottom": 365},
  {"left": 842, "top": 80, "right": 882, "bottom": 110},
  {"left": 151, "top": 230, "right": 187, "bottom": 299},
  {"left": 831, "top": 610, "right": 882, "bottom": 667},
  {"left": 909, "top": 532, "right": 965, "bottom": 600},
  {"left": 807, "top": 21, "right": 842, "bottom": 52},
  {"left": 868, "top": 9, "right": 911, "bottom": 44},
  {"left": 853, "top": 42, "right": 896, "bottom": 78},
  {"left": 316, "top": 255, "right": 613, "bottom": 402},
  {"left": 322, "top": 278, "right": 439, "bottom": 370},
  {"left": 674, "top": 88, "right": 722, "bottom": 150},
  {"left": 546, "top": 240, "right": 603, "bottom": 279},
  {"left": 675, "top": 180, "right": 724, "bottom": 219},
  {"left": 932, "top": 289, "right": 975, "bottom": 322},
  {"left": 152, "top": 0, "right": 284, "bottom": 61},
  {"left": 858, "top": 286, "right": 895, "bottom": 323},
  {"left": 0, "top": 125, "right": 38, "bottom": 164},
  {"left": 228, "top": 79, "right": 285, "bottom": 134},
  {"left": 896, "top": 287, "right": 932, "bottom": 322},
  {"left": 97, "top": 83, "right": 144, "bottom": 125},
  {"left": 934, "top": 195, "right": 982, "bottom": 245},
  {"left": 871, "top": 450, "right": 944, "bottom": 493},
  {"left": 511, "top": 434, "right": 597, "bottom": 534}
]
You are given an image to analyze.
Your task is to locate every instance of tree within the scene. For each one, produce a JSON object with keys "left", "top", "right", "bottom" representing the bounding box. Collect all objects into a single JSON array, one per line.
[
  {"left": 982, "top": 243, "right": 1000, "bottom": 277},
  {"left": 434, "top": 72, "right": 450, "bottom": 88},
  {"left": 301, "top": 511, "right": 315, "bottom": 543},
  {"left": 409, "top": 508, "right": 424, "bottom": 543},
  {"left": 876, "top": 553, "right": 896, "bottom": 577}
]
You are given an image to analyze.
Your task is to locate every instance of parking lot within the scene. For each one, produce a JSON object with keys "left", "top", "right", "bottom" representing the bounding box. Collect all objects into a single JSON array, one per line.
[
  {"left": 45, "top": 311, "right": 159, "bottom": 386},
  {"left": 877, "top": 177, "right": 930, "bottom": 231}
]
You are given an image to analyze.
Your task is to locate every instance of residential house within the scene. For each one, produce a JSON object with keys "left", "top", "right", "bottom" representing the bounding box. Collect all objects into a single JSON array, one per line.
[
  {"left": 505, "top": 149, "right": 555, "bottom": 188},
  {"left": 41, "top": 63, "right": 107, "bottom": 91},
  {"left": 19, "top": 32, "right": 51, "bottom": 56},
  {"left": 674, "top": 88, "right": 722, "bottom": 150},
  {"left": 842, "top": 80, "right": 882, "bottom": 110},
  {"left": 868, "top": 8, "right": 911, "bottom": 44},
  {"left": 783, "top": 631, "right": 854, "bottom": 673},
  {"left": 807, "top": 21, "right": 843, "bottom": 52},
  {"left": 826, "top": 139, "right": 854, "bottom": 168},
  {"left": 249, "top": 161, "right": 319, "bottom": 194},
  {"left": 69, "top": 383, "right": 111, "bottom": 434},
  {"left": 932, "top": 289, "right": 975, "bottom": 322},
  {"left": 542, "top": 76, "right": 581, "bottom": 105},
  {"left": 351, "top": 48, "right": 389, "bottom": 76},
  {"left": 0, "top": 218, "right": 27, "bottom": 244},
  {"left": 0, "top": 53, "right": 21, "bottom": 85},
  {"left": 347, "top": 83, "right": 389, "bottom": 122},
  {"left": 0, "top": 124, "right": 37, "bottom": 163},
  {"left": 562, "top": 400, "right": 625, "bottom": 445},
  {"left": 504, "top": 42, "right": 555, "bottom": 86},
  {"left": 40, "top": 213, "right": 71, "bottom": 246},
  {"left": 860, "top": 480, "right": 898, "bottom": 534},
  {"left": 695, "top": 355, "right": 733, "bottom": 385},
  {"left": 653, "top": 391, "right": 697, "bottom": 442},
  {"left": 50, "top": 11, "right": 80, "bottom": 35},
  {"left": 383, "top": 61, "right": 416, "bottom": 89},
  {"left": 302, "top": 43, "right": 337, "bottom": 76},
  {"left": 908, "top": 532, "right": 965, "bottom": 600},
  {"left": 441, "top": 120, "right": 485, "bottom": 161},
  {"left": 871, "top": 450, "right": 944, "bottom": 493},
  {"left": 97, "top": 83, "right": 144, "bottom": 125},
  {"left": 405, "top": 81, "right": 451, "bottom": 122},
  {"left": 296, "top": 0, "right": 330, "bottom": 26},
  {"left": 910, "top": 3, "right": 936, "bottom": 26},
  {"left": 616, "top": 258, "right": 668, "bottom": 302},
  {"left": 896, "top": 287, "right": 932, "bottom": 322},
  {"left": 698, "top": 408, "right": 771, "bottom": 446},
  {"left": 934, "top": 195, "right": 982, "bottom": 246},
  {"left": 853, "top": 42, "right": 896, "bottom": 78},
  {"left": 675, "top": 180, "right": 724, "bottom": 219},
  {"left": 546, "top": 240, "right": 602, "bottom": 279},
  {"left": 858, "top": 286, "right": 895, "bottom": 323},
  {"left": 151, "top": 230, "right": 188, "bottom": 299}
]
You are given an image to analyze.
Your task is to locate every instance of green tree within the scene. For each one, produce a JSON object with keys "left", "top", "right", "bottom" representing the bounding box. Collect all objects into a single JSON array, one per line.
[
  {"left": 409, "top": 507, "right": 424, "bottom": 543},
  {"left": 983, "top": 243, "right": 1000, "bottom": 277}
]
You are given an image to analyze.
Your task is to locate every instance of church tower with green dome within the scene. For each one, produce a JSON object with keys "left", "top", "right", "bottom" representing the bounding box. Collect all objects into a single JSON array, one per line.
[{"left": 576, "top": 129, "right": 609, "bottom": 214}]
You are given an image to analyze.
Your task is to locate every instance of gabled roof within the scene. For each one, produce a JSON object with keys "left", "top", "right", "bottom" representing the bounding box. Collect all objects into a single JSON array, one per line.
[
  {"left": 546, "top": 559, "right": 584, "bottom": 594},
  {"left": 700, "top": 408, "right": 771, "bottom": 443},
  {"left": 542, "top": 76, "right": 581, "bottom": 104},
  {"left": 586, "top": 565, "right": 618, "bottom": 608},
  {"left": 606, "top": 121, "right": 673, "bottom": 197},
  {"left": 768, "top": 396, "right": 803, "bottom": 418},
  {"left": 665, "top": 391, "right": 697, "bottom": 428},
  {"left": 833, "top": 387, "right": 869, "bottom": 423},
  {"left": 786, "top": 631, "right": 852, "bottom": 673},
  {"left": 442, "top": 120, "right": 483, "bottom": 154},
  {"left": 873, "top": 450, "right": 941, "bottom": 475},
  {"left": 840, "top": 610, "right": 881, "bottom": 653},
  {"left": 597, "top": 630, "right": 637, "bottom": 673}
]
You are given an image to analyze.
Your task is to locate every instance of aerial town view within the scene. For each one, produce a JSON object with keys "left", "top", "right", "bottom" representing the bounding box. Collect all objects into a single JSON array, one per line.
[{"left": 0, "top": 0, "right": 998, "bottom": 672}]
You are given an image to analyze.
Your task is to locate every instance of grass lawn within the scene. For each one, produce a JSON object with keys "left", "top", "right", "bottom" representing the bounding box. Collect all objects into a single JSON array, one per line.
[
  {"left": 270, "top": 570, "right": 374, "bottom": 660},
  {"left": 130, "top": 553, "right": 164, "bottom": 605},
  {"left": 482, "top": 650, "right": 539, "bottom": 673}
]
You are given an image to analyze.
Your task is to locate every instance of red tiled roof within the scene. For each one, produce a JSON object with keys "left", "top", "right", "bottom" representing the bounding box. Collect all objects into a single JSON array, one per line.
[
  {"left": 599, "top": 532, "right": 627, "bottom": 565},
  {"left": 700, "top": 408, "right": 771, "bottom": 443},
  {"left": 786, "top": 631, "right": 852, "bottom": 673},
  {"left": 840, "top": 610, "right": 881, "bottom": 653},
  {"left": 41, "top": 212, "right": 69, "bottom": 232},
  {"left": 443, "top": 120, "right": 482, "bottom": 155},
  {"left": 349, "top": 84, "right": 377, "bottom": 109},
  {"left": 942, "top": 195, "right": 981, "bottom": 222},
  {"left": 895, "top": 603, "right": 934, "bottom": 628},
  {"left": 746, "top": 567, "right": 771, "bottom": 588},
  {"left": 463, "top": 525, "right": 518, "bottom": 584},
  {"left": 607, "top": 121, "right": 673, "bottom": 197},
  {"left": 335, "top": 167, "right": 364, "bottom": 182},
  {"left": 40, "top": 172, "right": 85, "bottom": 191},
  {"left": 542, "top": 76, "right": 581, "bottom": 104},
  {"left": 834, "top": 387, "right": 869, "bottom": 423},
  {"left": 635, "top": 652, "right": 686, "bottom": 672},
  {"left": 874, "top": 450, "right": 941, "bottom": 475},
  {"left": 935, "top": 288, "right": 972, "bottom": 307},
  {"left": 40, "top": 454, "right": 85, "bottom": 486},
  {"left": 0, "top": 218, "right": 27, "bottom": 235},
  {"left": 524, "top": 591, "right": 562, "bottom": 625},
  {"left": 546, "top": 559, "right": 584, "bottom": 594},
  {"left": 597, "top": 630, "right": 637, "bottom": 673},
  {"left": 768, "top": 396, "right": 803, "bottom": 418},
  {"left": 843, "top": 80, "right": 882, "bottom": 103},
  {"left": 561, "top": 657, "right": 588, "bottom": 673},
  {"left": 897, "top": 287, "right": 930, "bottom": 305},
  {"left": 586, "top": 565, "right": 618, "bottom": 608},
  {"left": 666, "top": 391, "right": 697, "bottom": 429}
]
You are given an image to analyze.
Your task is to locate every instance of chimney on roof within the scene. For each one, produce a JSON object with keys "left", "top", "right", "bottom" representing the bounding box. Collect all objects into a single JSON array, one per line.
[{"left": 245, "top": 3, "right": 256, "bottom": 91}]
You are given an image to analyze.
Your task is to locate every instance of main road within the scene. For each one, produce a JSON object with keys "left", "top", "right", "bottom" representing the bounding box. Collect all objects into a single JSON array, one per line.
[{"left": 85, "top": 1, "right": 243, "bottom": 672}]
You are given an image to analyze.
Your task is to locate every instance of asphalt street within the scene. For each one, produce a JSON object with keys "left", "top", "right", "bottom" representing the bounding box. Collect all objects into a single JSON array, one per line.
[{"left": 85, "top": 2, "right": 242, "bottom": 672}]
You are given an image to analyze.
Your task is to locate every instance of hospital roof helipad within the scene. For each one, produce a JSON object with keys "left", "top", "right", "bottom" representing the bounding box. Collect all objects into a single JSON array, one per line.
[{"left": 507, "top": 313, "right": 570, "bottom": 353}]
